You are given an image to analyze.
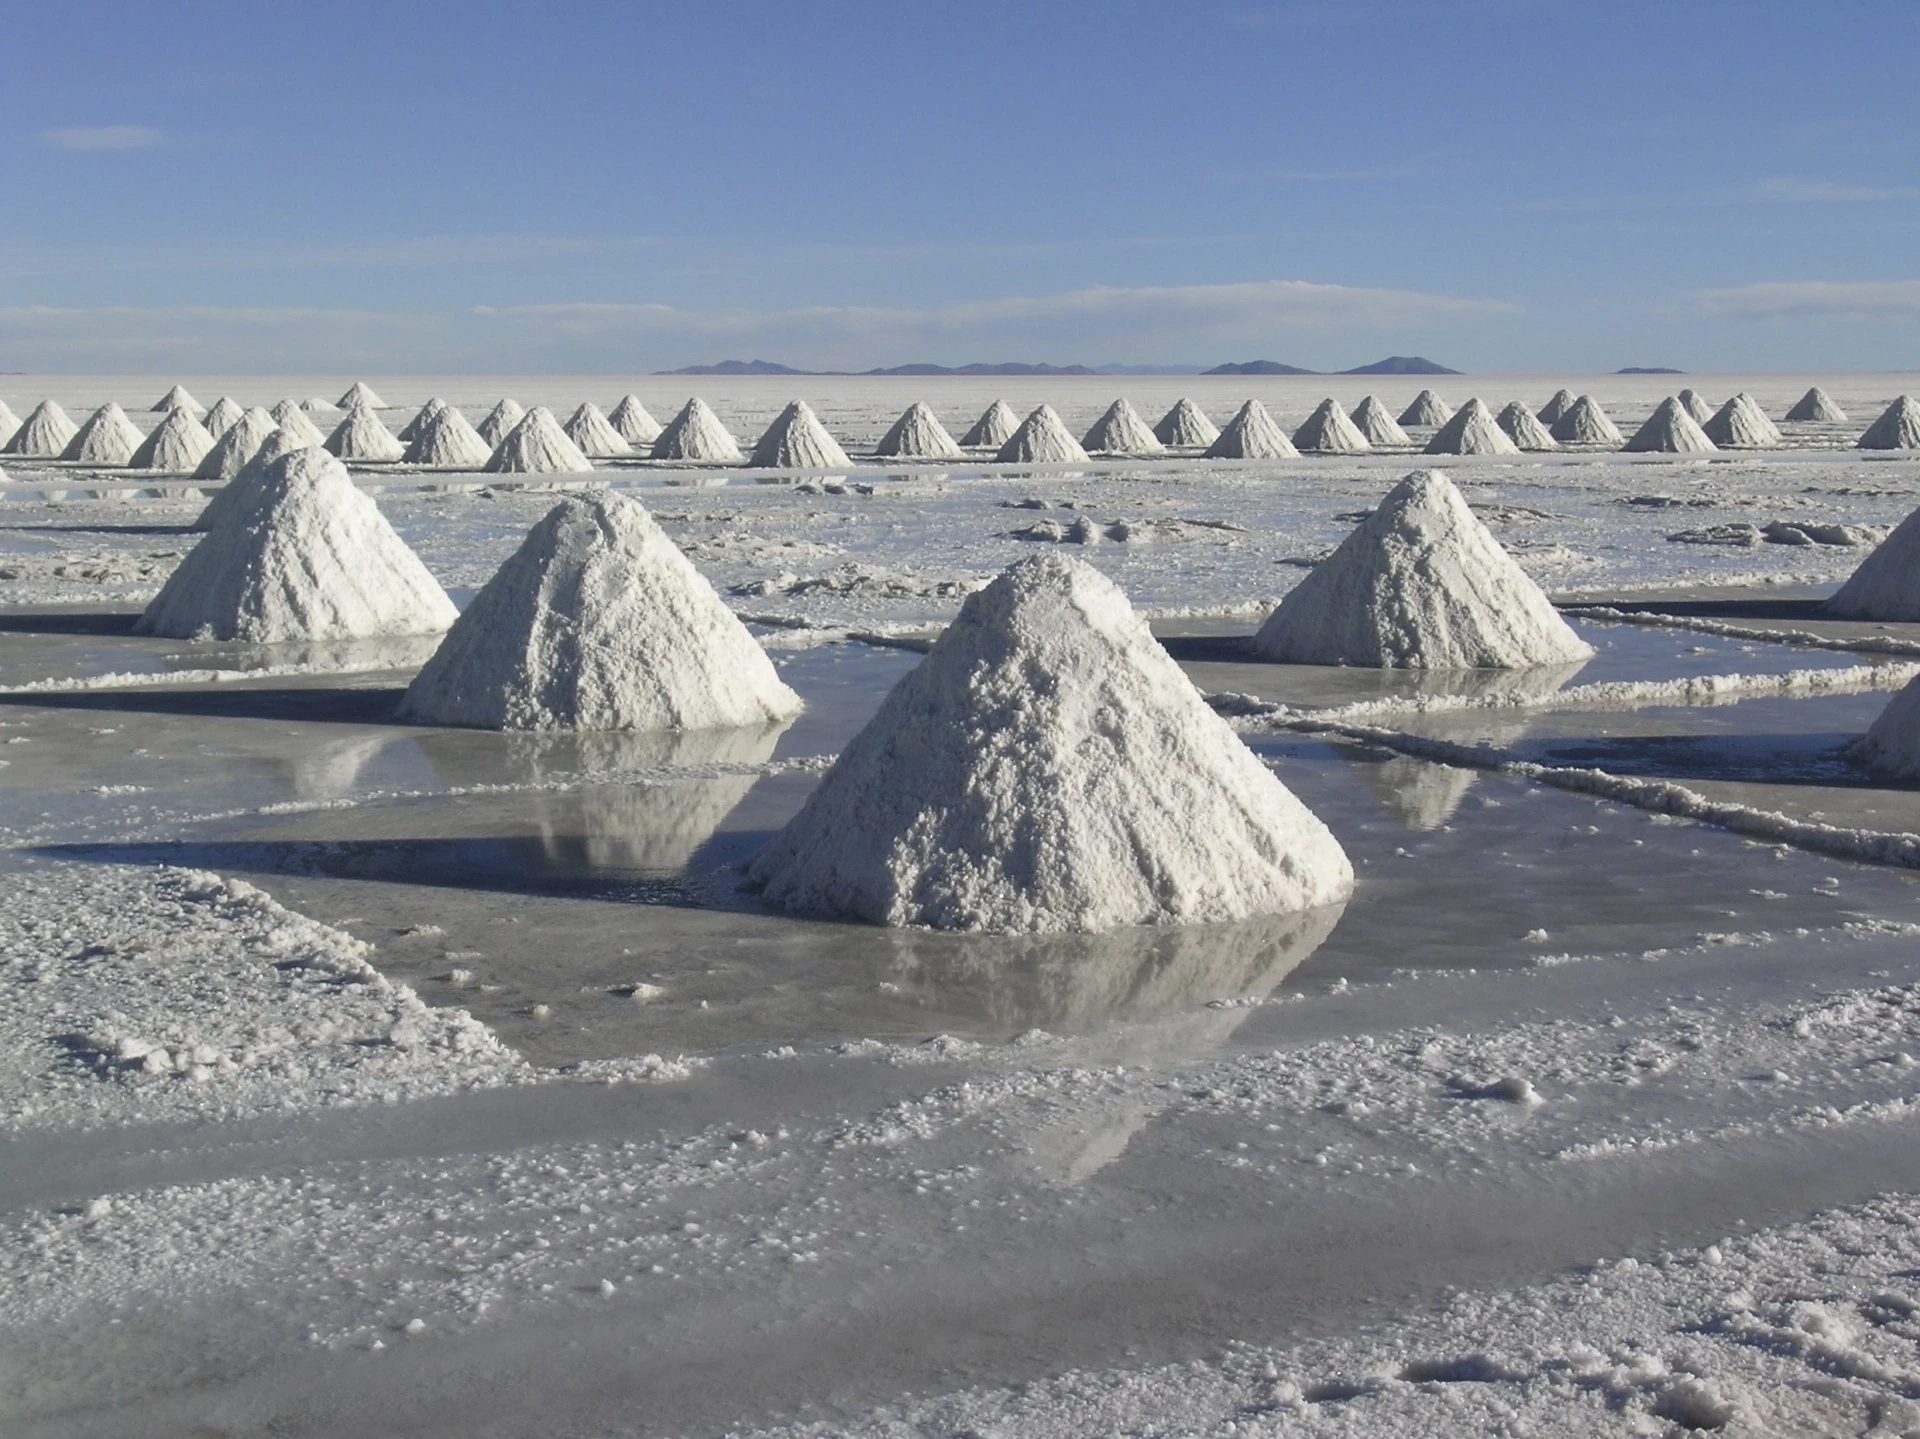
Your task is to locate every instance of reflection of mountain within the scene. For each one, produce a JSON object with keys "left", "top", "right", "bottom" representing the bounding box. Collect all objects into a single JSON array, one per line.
[{"left": 1353, "top": 754, "right": 1479, "bottom": 831}]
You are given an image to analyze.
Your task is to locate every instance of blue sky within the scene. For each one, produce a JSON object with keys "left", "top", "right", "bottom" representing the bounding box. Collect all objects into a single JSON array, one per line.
[{"left": 3, "top": 0, "right": 1917, "bottom": 373}]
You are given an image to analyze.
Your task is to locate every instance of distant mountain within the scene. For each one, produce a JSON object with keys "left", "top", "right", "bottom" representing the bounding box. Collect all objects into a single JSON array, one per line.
[
  {"left": 1338, "top": 356, "right": 1460, "bottom": 376},
  {"left": 661, "top": 359, "right": 810, "bottom": 375},
  {"left": 864, "top": 362, "right": 1100, "bottom": 376},
  {"left": 1095, "top": 363, "right": 1209, "bottom": 375},
  {"left": 1203, "top": 360, "right": 1319, "bottom": 376},
  {"left": 1617, "top": 366, "right": 1684, "bottom": 375}
]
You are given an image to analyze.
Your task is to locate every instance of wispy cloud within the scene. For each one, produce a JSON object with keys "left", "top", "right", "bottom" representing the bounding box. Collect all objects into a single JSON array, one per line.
[
  {"left": 39, "top": 126, "right": 165, "bottom": 152},
  {"left": 1696, "top": 280, "right": 1920, "bottom": 320}
]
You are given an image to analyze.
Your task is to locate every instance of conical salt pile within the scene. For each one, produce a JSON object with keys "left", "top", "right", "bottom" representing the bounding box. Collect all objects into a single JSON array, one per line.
[
  {"left": 299, "top": 396, "right": 337, "bottom": 415},
  {"left": 1624, "top": 397, "right": 1717, "bottom": 453},
  {"left": 1423, "top": 398, "right": 1521, "bottom": 456},
  {"left": 995, "top": 405, "right": 1090, "bottom": 464},
  {"left": 337, "top": 381, "right": 387, "bottom": 410},
  {"left": 401, "top": 492, "right": 803, "bottom": 732},
  {"left": 4, "top": 401, "right": 79, "bottom": 457},
  {"left": 1398, "top": 390, "right": 1453, "bottom": 426},
  {"left": 201, "top": 397, "right": 244, "bottom": 438},
  {"left": 1348, "top": 395, "right": 1411, "bottom": 447},
  {"left": 141, "top": 448, "right": 456, "bottom": 642},
  {"left": 748, "top": 553, "right": 1354, "bottom": 933},
  {"left": 608, "top": 394, "right": 662, "bottom": 445},
  {"left": 874, "top": 401, "right": 962, "bottom": 459},
  {"left": 61, "top": 403, "right": 145, "bottom": 464},
  {"left": 564, "top": 402, "right": 633, "bottom": 459},
  {"left": 1701, "top": 392, "right": 1782, "bottom": 449},
  {"left": 1205, "top": 399, "right": 1298, "bottom": 459},
  {"left": 127, "top": 407, "right": 215, "bottom": 471},
  {"left": 1291, "top": 398, "right": 1370, "bottom": 454},
  {"left": 1549, "top": 394, "right": 1623, "bottom": 446},
  {"left": 403, "top": 407, "right": 492, "bottom": 468},
  {"left": 1536, "top": 389, "right": 1576, "bottom": 425},
  {"left": 1495, "top": 400, "right": 1559, "bottom": 451},
  {"left": 270, "top": 400, "right": 326, "bottom": 447},
  {"left": 1853, "top": 677, "right": 1920, "bottom": 779},
  {"left": 194, "top": 406, "right": 278, "bottom": 481},
  {"left": 960, "top": 400, "right": 1020, "bottom": 449},
  {"left": 1677, "top": 389, "right": 1713, "bottom": 423},
  {"left": 1826, "top": 505, "right": 1920, "bottom": 619},
  {"left": 749, "top": 400, "right": 851, "bottom": 468},
  {"left": 1858, "top": 396, "right": 1920, "bottom": 450},
  {"left": 0, "top": 401, "right": 19, "bottom": 447},
  {"left": 649, "top": 397, "right": 744, "bottom": 462},
  {"left": 485, "top": 406, "right": 594, "bottom": 474},
  {"left": 152, "top": 384, "right": 203, "bottom": 416},
  {"left": 1252, "top": 470, "right": 1594, "bottom": 669},
  {"left": 1153, "top": 397, "right": 1219, "bottom": 448},
  {"left": 324, "top": 406, "right": 405, "bottom": 462},
  {"left": 397, "top": 398, "right": 449, "bottom": 442},
  {"left": 478, "top": 398, "right": 526, "bottom": 446},
  {"left": 1787, "top": 386, "right": 1847, "bottom": 423},
  {"left": 190, "top": 429, "right": 311, "bottom": 532},
  {"left": 1082, "top": 398, "right": 1166, "bottom": 455}
]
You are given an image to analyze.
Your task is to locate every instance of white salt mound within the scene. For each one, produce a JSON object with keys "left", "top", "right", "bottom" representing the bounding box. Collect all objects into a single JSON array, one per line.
[
  {"left": 141, "top": 448, "right": 456, "bottom": 641},
  {"left": 564, "top": 402, "right": 633, "bottom": 459},
  {"left": 152, "top": 384, "right": 202, "bottom": 416},
  {"left": 874, "top": 401, "right": 962, "bottom": 459},
  {"left": 749, "top": 400, "right": 851, "bottom": 468},
  {"left": 1348, "top": 395, "right": 1411, "bottom": 447},
  {"left": 1398, "top": 389, "right": 1453, "bottom": 426},
  {"left": 397, "top": 398, "right": 449, "bottom": 442},
  {"left": 270, "top": 400, "right": 326, "bottom": 447},
  {"left": 749, "top": 552, "right": 1354, "bottom": 933},
  {"left": 324, "top": 406, "right": 405, "bottom": 462},
  {"left": 1701, "top": 392, "right": 1782, "bottom": 449},
  {"left": 401, "top": 492, "right": 802, "bottom": 732},
  {"left": 190, "top": 430, "right": 312, "bottom": 532},
  {"left": 194, "top": 407, "right": 279, "bottom": 481},
  {"left": 1854, "top": 676, "right": 1920, "bottom": 779},
  {"left": 485, "top": 407, "right": 594, "bottom": 474},
  {"left": 337, "top": 381, "right": 387, "bottom": 410},
  {"left": 127, "top": 407, "right": 215, "bottom": 471},
  {"left": 61, "top": 403, "right": 145, "bottom": 464},
  {"left": 1787, "top": 386, "right": 1847, "bottom": 423},
  {"left": 650, "top": 397, "right": 743, "bottom": 463},
  {"left": 1549, "top": 394, "right": 1624, "bottom": 446},
  {"left": 1252, "top": 469, "right": 1595, "bottom": 669},
  {"left": 1153, "top": 397, "right": 1219, "bottom": 448},
  {"left": 1292, "top": 398, "right": 1370, "bottom": 454},
  {"left": 478, "top": 398, "right": 526, "bottom": 446},
  {"left": 1859, "top": 396, "right": 1920, "bottom": 450},
  {"left": 1677, "top": 388, "right": 1714, "bottom": 423},
  {"left": 1205, "top": 399, "right": 1298, "bottom": 459},
  {"left": 608, "top": 394, "right": 662, "bottom": 445},
  {"left": 1826, "top": 504, "right": 1920, "bottom": 620},
  {"left": 404, "top": 407, "right": 492, "bottom": 468},
  {"left": 1624, "top": 397, "right": 1717, "bottom": 453},
  {"left": 995, "top": 405, "right": 1089, "bottom": 464},
  {"left": 1495, "top": 400, "right": 1559, "bottom": 451},
  {"left": 1536, "top": 389, "right": 1576, "bottom": 425},
  {"left": 299, "top": 396, "right": 337, "bottom": 414},
  {"left": 4, "top": 401, "right": 79, "bottom": 457},
  {"left": 0, "top": 400, "right": 19, "bottom": 446},
  {"left": 201, "top": 397, "right": 245, "bottom": 438},
  {"left": 960, "top": 400, "right": 1020, "bottom": 449},
  {"left": 1423, "top": 397, "right": 1520, "bottom": 455},
  {"left": 1082, "top": 398, "right": 1166, "bottom": 455}
]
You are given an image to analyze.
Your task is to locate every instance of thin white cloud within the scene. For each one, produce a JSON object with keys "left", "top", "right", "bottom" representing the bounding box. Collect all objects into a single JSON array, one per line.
[
  {"left": 1696, "top": 280, "right": 1920, "bottom": 320},
  {"left": 40, "top": 126, "right": 165, "bottom": 152}
]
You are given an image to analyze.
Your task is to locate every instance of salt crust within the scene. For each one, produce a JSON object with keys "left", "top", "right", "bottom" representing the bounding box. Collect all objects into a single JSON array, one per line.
[
  {"left": 608, "top": 393, "right": 663, "bottom": 444},
  {"left": 1422, "top": 397, "right": 1520, "bottom": 455},
  {"left": 1252, "top": 469, "right": 1594, "bottom": 668},
  {"left": 563, "top": 402, "right": 632, "bottom": 458},
  {"left": 1702, "top": 391, "right": 1783, "bottom": 449},
  {"left": 478, "top": 397, "right": 526, "bottom": 446},
  {"left": 750, "top": 552, "right": 1354, "bottom": 933},
  {"left": 1858, "top": 396, "right": 1920, "bottom": 450},
  {"left": 1205, "top": 398, "right": 1298, "bottom": 458},
  {"left": 401, "top": 492, "right": 802, "bottom": 731},
  {"left": 1677, "top": 387, "right": 1714, "bottom": 422},
  {"left": 126, "top": 406, "right": 215, "bottom": 471},
  {"left": 1348, "top": 395, "right": 1411, "bottom": 447},
  {"left": 3, "top": 400, "right": 78, "bottom": 457},
  {"left": 60, "top": 403, "right": 145, "bottom": 464},
  {"left": 140, "top": 447, "right": 457, "bottom": 641},
  {"left": 192, "top": 407, "right": 281, "bottom": 481},
  {"left": 151, "top": 383, "right": 202, "bottom": 415},
  {"left": 1153, "top": 397, "right": 1219, "bottom": 447},
  {"left": 200, "top": 396, "right": 244, "bottom": 438},
  {"left": 650, "top": 396, "right": 744, "bottom": 462},
  {"left": 403, "top": 406, "right": 492, "bottom": 467},
  {"left": 874, "top": 401, "right": 962, "bottom": 459},
  {"left": 269, "top": 399, "right": 325, "bottom": 446},
  {"left": 336, "top": 380, "right": 387, "bottom": 410},
  {"left": 1549, "top": 394, "right": 1624, "bottom": 446},
  {"left": 1291, "top": 398, "right": 1370, "bottom": 454},
  {"left": 1787, "top": 385, "right": 1847, "bottom": 422},
  {"left": 1494, "top": 399, "right": 1559, "bottom": 451},
  {"left": 1827, "top": 504, "right": 1920, "bottom": 620},
  {"left": 750, "top": 399, "right": 852, "bottom": 468},
  {"left": 485, "top": 406, "right": 594, "bottom": 474},
  {"left": 960, "top": 399, "right": 1020, "bottom": 448},
  {"left": 1624, "top": 396, "right": 1717, "bottom": 453},
  {"left": 323, "top": 405, "right": 404, "bottom": 462},
  {"left": 994, "top": 404, "right": 1089, "bottom": 464},
  {"left": 1398, "top": 388, "right": 1452, "bottom": 426},
  {"left": 396, "top": 397, "right": 448, "bottom": 442},
  {"left": 1081, "top": 398, "right": 1166, "bottom": 455},
  {"left": 1535, "top": 388, "right": 1576, "bottom": 424},
  {"left": 1854, "top": 675, "right": 1920, "bottom": 778}
]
